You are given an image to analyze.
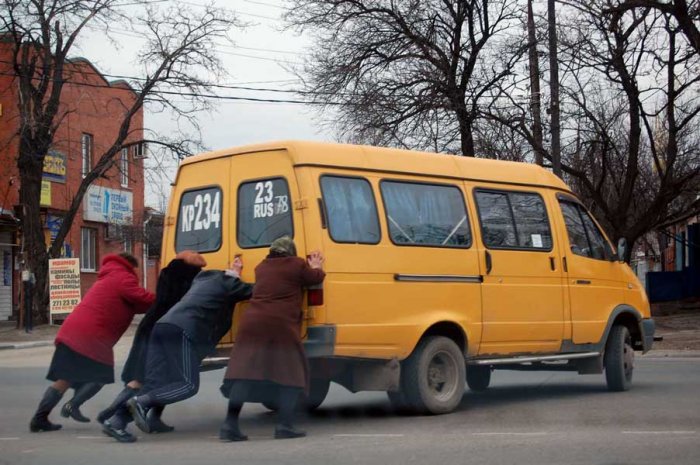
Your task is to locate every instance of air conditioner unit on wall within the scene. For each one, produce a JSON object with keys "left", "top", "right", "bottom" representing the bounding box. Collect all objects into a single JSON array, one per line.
[{"left": 133, "top": 142, "right": 148, "bottom": 160}]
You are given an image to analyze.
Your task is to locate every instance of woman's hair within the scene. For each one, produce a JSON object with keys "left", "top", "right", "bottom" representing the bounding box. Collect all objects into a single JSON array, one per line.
[
  {"left": 118, "top": 252, "right": 139, "bottom": 268},
  {"left": 269, "top": 236, "right": 297, "bottom": 257}
]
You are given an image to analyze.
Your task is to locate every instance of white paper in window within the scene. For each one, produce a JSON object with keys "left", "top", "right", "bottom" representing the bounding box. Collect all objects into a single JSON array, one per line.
[{"left": 531, "top": 234, "right": 543, "bottom": 248}]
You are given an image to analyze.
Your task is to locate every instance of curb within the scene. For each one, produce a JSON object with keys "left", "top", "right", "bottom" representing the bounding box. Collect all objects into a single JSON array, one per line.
[
  {"left": 0, "top": 341, "right": 53, "bottom": 351},
  {"left": 641, "top": 350, "right": 700, "bottom": 359}
]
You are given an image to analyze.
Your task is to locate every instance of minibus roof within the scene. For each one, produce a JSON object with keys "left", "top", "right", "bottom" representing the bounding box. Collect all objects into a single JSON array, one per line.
[{"left": 180, "top": 140, "right": 571, "bottom": 192}]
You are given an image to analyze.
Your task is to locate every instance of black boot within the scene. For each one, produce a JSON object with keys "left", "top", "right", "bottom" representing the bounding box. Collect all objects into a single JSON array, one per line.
[
  {"left": 147, "top": 405, "right": 174, "bottom": 433},
  {"left": 30, "top": 387, "right": 64, "bottom": 432},
  {"left": 61, "top": 382, "right": 103, "bottom": 423},
  {"left": 220, "top": 382, "right": 249, "bottom": 442},
  {"left": 274, "top": 386, "right": 305, "bottom": 439},
  {"left": 97, "top": 386, "right": 138, "bottom": 425}
]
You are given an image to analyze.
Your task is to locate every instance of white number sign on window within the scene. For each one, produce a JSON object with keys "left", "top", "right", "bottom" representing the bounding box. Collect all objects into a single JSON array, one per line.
[
  {"left": 252, "top": 181, "right": 288, "bottom": 219},
  {"left": 181, "top": 191, "right": 221, "bottom": 233}
]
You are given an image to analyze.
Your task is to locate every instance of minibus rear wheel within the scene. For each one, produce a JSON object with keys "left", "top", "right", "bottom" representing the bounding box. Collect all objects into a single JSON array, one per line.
[
  {"left": 261, "top": 378, "right": 331, "bottom": 412},
  {"left": 303, "top": 378, "right": 331, "bottom": 411},
  {"left": 402, "top": 336, "right": 465, "bottom": 414},
  {"left": 466, "top": 365, "right": 491, "bottom": 392},
  {"left": 604, "top": 324, "right": 634, "bottom": 392}
]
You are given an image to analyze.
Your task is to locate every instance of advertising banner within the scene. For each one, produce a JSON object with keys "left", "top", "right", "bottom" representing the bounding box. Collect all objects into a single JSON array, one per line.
[
  {"left": 49, "top": 258, "right": 81, "bottom": 321},
  {"left": 40, "top": 180, "right": 51, "bottom": 206},
  {"left": 83, "top": 185, "right": 133, "bottom": 224},
  {"left": 42, "top": 150, "right": 67, "bottom": 183}
]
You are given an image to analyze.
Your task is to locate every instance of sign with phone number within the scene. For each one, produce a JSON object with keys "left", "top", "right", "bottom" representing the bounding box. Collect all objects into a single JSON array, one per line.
[{"left": 49, "top": 258, "right": 81, "bottom": 315}]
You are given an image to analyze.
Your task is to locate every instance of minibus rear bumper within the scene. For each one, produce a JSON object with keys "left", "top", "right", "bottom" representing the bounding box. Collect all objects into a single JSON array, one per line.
[
  {"left": 202, "top": 325, "right": 337, "bottom": 371},
  {"left": 303, "top": 325, "right": 336, "bottom": 358},
  {"left": 641, "top": 318, "right": 655, "bottom": 353}
]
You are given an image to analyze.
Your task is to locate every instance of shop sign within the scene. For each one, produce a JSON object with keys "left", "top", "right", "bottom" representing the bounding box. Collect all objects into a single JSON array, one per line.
[
  {"left": 83, "top": 185, "right": 133, "bottom": 224},
  {"left": 40, "top": 180, "right": 51, "bottom": 206},
  {"left": 49, "top": 258, "right": 81, "bottom": 316},
  {"left": 42, "top": 150, "right": 67, "bottom": 183}
]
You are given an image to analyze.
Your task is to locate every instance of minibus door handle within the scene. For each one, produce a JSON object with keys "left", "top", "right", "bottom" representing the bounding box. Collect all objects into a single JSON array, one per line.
[
  {"left": 485, "top": 251, "right": 492, "bottom": 274},
  {"left": 549, "top": 256, "right": 556, "bottom": 271}
]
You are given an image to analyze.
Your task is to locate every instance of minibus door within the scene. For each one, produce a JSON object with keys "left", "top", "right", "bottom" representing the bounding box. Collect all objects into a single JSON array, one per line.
[
  {"left": 223, "top": 150, "right": 306, "bottom": 344},
  {"left": 557, "top": 197, "right": 625, "bottom": 345}
]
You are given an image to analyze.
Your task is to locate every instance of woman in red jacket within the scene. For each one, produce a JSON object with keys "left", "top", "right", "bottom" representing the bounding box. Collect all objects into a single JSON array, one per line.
[{"left": 29, "top": 253, "right": 155, "bottom": 432}]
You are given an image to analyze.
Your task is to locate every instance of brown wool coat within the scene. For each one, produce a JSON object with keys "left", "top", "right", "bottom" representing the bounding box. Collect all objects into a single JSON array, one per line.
[{"left": 224, "top": 256, "right": 325, "bottom": 388}]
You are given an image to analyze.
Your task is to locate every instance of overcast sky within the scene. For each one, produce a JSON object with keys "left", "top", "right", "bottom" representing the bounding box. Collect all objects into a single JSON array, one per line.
[{"left": 74, "top": 0, "right": 332, "bottom": 209}]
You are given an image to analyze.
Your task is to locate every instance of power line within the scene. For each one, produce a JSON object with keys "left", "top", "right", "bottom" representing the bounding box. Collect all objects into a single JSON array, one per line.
[
  {"left": 243, "top": 0, "right": 286, "bottom": 10},
  {"left": 0, "top": 69, "right": 344, "bottom": 106}
]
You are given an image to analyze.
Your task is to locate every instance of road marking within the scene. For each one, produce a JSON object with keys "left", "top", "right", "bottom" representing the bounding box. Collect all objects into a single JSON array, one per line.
[
  {"left": 473, "top": 432, "right": 550, "bottom": 436},
  {"left": 334, "top": 434, "right": 405, "bottom": 438},
  {"left": 622, "top": 431, "right": 696, "bottom": 435},
  {"left": 0, "top": 437, "right": 20, "bottom": 440}
]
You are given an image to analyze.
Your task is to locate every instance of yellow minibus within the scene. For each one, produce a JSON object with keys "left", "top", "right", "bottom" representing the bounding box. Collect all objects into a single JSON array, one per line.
[{"left": 162, "top": 141, "right": 655, "bottom": 414}]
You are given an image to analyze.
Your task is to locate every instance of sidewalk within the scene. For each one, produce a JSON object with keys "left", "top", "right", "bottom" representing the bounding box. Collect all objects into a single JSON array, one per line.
[{"left": 0, "top": 320, "right": 139, "bottom": 350}]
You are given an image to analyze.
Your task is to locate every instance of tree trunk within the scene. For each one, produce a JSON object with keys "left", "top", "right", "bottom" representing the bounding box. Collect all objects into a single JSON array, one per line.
[
  {"left": 457, "top": 107, "right": 475, "bottom": 157},
  {"left": 527, "top": 0, "right": 545, "bottom": 166},
  {"left": 18, "top": 146, "right": 50, "bottom": 324},
  {"left": 547, "top": 0, "right": 562, "bottom": 177}
]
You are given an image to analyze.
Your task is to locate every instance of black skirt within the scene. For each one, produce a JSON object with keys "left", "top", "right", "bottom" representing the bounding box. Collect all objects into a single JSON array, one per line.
[{"left": 46, "top": 343, "right": 114, "bottom": 384}]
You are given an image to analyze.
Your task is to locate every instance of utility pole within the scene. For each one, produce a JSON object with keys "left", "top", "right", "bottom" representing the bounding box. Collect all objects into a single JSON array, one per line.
[
  {"left": 527, "top": 0, "right": 545, "bottom": 166},
  {"left": 547, "top": 0, "right": 562, "bottom": 177}
]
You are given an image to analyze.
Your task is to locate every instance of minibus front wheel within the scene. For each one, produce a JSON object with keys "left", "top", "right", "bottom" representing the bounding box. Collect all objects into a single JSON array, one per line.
[
  {"left": 604, "top": 324, "right": 634, "bottom": 392},
  {"left": 402, "top": 336, "right": 465, "bottom": 414}
]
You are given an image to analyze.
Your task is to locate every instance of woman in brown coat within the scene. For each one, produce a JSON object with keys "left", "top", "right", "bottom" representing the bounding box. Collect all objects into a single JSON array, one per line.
[{"left": 220, "top": 236, "right": 325, "bottom": 441}]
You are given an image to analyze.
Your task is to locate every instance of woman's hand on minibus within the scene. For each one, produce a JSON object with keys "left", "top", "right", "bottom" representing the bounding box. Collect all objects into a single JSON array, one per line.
[
  {"left": 307, "top": 251, "right": 324, "bottom": 269},
  {"left": 228, "top": 255, "right": 243, "bottom": 277}
]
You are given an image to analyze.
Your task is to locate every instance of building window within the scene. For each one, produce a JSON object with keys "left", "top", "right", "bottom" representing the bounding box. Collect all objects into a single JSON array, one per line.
[
  {"left": 80, "top": 227, "right": 97, "bottom": 271},
  {"left": 123, "top": 234, "right": 133, "bottom": 255},
  {"left": 81, "top": 133, "right": 93, "bottom": 178},
  {"left": 120, "top": 148, "right": 129, "bottom": 187},
  {"left": 320, "top": 176, "right": 380, "bottom": 244}
]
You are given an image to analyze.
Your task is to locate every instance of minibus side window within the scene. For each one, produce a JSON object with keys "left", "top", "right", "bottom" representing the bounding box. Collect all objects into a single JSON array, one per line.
[
  {"left": 175, "top": 186, "right": 223, "bottom": 253},
  {"left": 560, "top": 201, "right": 611, "bottom": 260},
  {"left": 320, "top": 176, "right": 381, "bottom": 244},
  {"left": 237, "top": 178, "right": 294, "bottom": 248},
  {"left": 474, "top": 189, "right": 552, "bottom": 251},
  {"left": 380, "top": 181, "right": 471, "bottom": 248}
]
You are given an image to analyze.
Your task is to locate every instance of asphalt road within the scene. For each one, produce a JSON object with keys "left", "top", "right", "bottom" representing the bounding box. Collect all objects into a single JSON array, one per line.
[{"left": 1, "top": 346, "right": 698, "bottom": 465}]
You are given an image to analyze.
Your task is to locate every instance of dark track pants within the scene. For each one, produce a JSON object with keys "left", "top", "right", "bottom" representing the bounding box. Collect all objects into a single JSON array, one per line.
[{"left": 139, "top": 324, "right": 200, "bottom": 407}]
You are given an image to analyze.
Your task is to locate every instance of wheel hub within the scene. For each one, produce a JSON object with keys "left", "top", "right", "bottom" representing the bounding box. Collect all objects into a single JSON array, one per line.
[{"left": 427, "top": 351, "right": 458, "bottom": 400}]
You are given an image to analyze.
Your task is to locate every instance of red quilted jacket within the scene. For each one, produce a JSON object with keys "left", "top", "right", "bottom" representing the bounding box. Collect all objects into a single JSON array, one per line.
[{"left": 55, "top": 254, "right": 155, "bottom": 366}]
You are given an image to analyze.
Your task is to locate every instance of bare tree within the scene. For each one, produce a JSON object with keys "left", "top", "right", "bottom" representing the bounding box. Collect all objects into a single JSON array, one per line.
[
  {"left": 605, "top": 0, "right": 700, "bottom": 53},
  {"left": 492, "top": 0, "right": 700, "bottom": 260},
  {"left": 285, "top": 0, "right": 526, "bottom": 156},
  {"left": 0, "top": 0, "right": 239, "bottom": 321}
]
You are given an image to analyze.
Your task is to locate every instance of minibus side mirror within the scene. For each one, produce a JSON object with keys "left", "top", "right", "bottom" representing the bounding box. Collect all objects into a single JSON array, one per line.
[{"left": 616, "top": 238, "right": 627, "bottom": 263}]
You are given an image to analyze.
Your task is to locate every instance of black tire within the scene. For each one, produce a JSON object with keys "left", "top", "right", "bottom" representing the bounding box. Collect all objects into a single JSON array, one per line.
[
  {"left": 262, "top": 400, "right": 278, "bottom": 411},
  {"left": 262, "top": 378, "right": 330, "bottom": 412},
  {"left": 302, "top": 378, "right": 330, "bottom": 411},
  {"left": 387, "top": 389, "right": 412, "bottom": 412},
  {"left": 604, "top": 325, "right": 634, "bottom": 392},
  {"left": 466, "top": 365, "right": 491, "bottom": 392},
  {"left": 401, "top": 336, "right": 465, "bottom": 414}
]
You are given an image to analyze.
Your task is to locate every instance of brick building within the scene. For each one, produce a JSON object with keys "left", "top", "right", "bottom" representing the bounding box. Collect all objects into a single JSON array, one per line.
[{"left": 0, "top": 42, "right": 150, "bottom": 321}]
